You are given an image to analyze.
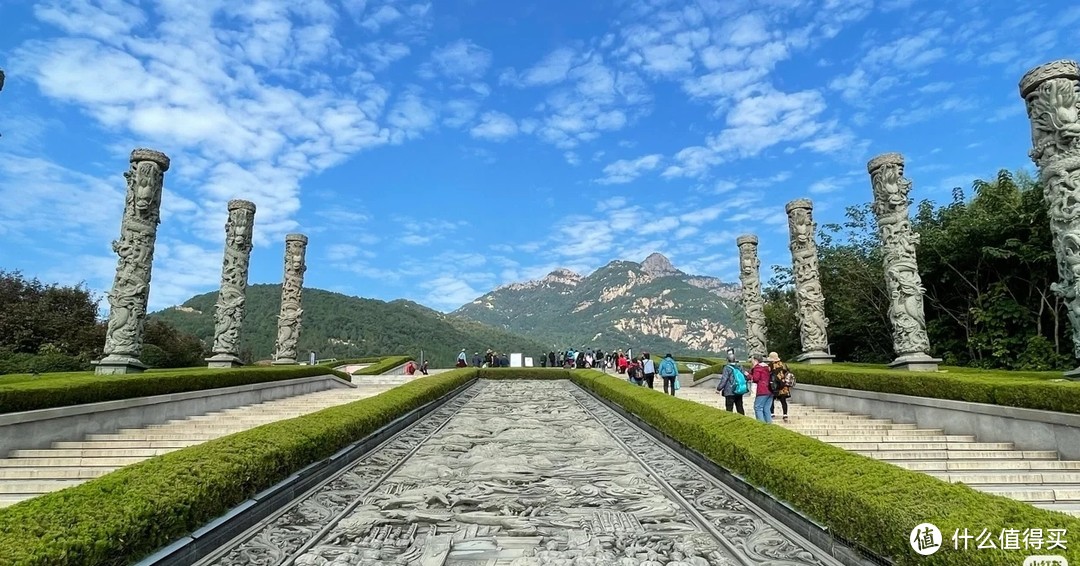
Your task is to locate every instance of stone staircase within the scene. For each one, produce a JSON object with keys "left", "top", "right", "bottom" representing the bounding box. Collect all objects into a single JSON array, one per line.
[
  {"left": 0, "top": 381, "right": 415, "bottom": 508},
  {"left": 676, "top": 387, "right": 1080, "bottom": 517}
]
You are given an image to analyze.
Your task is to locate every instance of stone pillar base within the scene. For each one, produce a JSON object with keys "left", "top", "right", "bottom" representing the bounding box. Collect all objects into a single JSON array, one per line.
[
  {"left": 888, "top": 353, "right": 942, "bottom": 372},
  {"left": 206, "top": 354, "right": 244, "bottom": 369},
  {"left": 272, "top": 359, "right": 298, "bottom": 366},
  {"left": 92, "top": 356, "right": 148, "bottom": 375},
  {"left": 1063, "top": 366, "right": 1080, "bottom": 380},
  {"left": 794, "top": 351, "right": 834, "bottom": 364}
]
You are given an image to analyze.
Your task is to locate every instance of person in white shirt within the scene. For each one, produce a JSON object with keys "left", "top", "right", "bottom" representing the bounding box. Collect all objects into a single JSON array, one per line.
[{"left": 641, "top": 352, "right": 656, "bottom": 389}]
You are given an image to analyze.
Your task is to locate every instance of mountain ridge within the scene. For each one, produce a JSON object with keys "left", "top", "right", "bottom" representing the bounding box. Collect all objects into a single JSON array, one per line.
[{"left": 453, "top": 253, "right": 744, "bottom": 354}]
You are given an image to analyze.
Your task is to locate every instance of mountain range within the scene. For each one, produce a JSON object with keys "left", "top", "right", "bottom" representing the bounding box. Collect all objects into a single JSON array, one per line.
[
  {"left": 452, "top": 253, "right": 745, "bottom": 355},
  {"left": 151, "top": 253, "right": 745, "bottom": 365},
  {"left": 149, "top": 284, "right": 549, "bottom": 367}
]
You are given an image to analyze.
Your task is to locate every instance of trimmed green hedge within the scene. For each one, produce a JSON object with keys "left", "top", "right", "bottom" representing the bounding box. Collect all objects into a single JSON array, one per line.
[
  {"left": 321, "top": 355, "right": 409, "bottom": 367},
  {"left": 0, "top": 367, "right": 478, "bottom": 566},
  {"left": 674, "top": 355, "right": 725, "bottom": 366},
  {"left": 0, "top": 366, "right": 351, "bottom": 415},
  {"left": 692, "top": 362, "right": 725, "bottom": 381},
  {"left": 351, "top": 356, "right": 413, "bottom": 376},
  {"left": 791, "top": 363, "right": 1080, "bottom": 415},
  {"left": 570, "top": 369, "right": 1080, "bottom": 565}
]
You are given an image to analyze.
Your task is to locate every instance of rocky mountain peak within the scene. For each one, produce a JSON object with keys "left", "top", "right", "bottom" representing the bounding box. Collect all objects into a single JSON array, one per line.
[
  {"left": 640, "top": 253, "right": 680, "bottom": 277},
  {"left": 543, "top": 268, "right": 583, "bottom": 286}
]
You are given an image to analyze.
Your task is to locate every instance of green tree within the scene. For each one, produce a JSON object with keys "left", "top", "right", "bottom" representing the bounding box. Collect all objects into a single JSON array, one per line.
[{"left": 0, "top": 270, "right": 102, "bottom": 356}]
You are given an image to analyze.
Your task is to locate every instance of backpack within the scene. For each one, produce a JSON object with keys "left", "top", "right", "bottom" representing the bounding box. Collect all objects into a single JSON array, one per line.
[
  {"left": 781, "top": 369, "right": 796, "bottom": 388},
  {"left": 768, "top": 372, "right": 783, "bottom": 394},
  {"left": 729, "top": 365, "right": 749, "bottom": 395},
  {"left": 659, "top": 358, "right": 677, "bottom": 377}
]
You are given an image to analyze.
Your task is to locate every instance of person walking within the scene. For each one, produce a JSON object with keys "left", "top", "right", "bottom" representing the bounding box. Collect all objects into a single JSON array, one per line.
[
  {"left": 658, "top": 353, "right": 679, "bottom": 396},
  {"left": 768, "top": 352, "right": 794, "bottom": 422},
  {"left": 641, "top": 353, "right": 656, "bottom": 389},
  {"left": 749, "top": 354, "right": 773, "bottom": 423},
  {"left": 714, "top": 351, "right": 748, "bottom": 415},
  {"left": 457, "top": 349, "right": 468, "bottom": 368}
]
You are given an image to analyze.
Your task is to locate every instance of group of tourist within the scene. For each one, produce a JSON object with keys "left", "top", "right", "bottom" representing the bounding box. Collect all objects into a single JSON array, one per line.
[
  {"left": 714, "top": 351, "right": 796, "bottom": 424},
  {"left": 456, "top": 349, "right": 511, "bottom": 368}
]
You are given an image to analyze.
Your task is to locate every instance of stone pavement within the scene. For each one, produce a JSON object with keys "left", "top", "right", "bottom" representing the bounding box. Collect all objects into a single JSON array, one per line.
[
  {"left": 675, "top": 383, "right": 1080, "bottom": 517},
  {"left": 196, "top": 380, "right": 843, "bottom": 565}
]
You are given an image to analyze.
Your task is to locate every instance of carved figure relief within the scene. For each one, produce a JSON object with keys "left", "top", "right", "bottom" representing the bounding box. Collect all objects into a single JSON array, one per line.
[
  {"left": 273, "top": 234, "right": 308, "bottom": 363},
  {"left": 868, "top": 153, "right": 932, "bottom": 357},
  {"left": 199, "top": 380, "right": 834, "bottom": 566},
  {"left": 1021, "top": 60, "right": 1080, "bottom": 362},
  {"left": 211, "top": 200, "right": 256, "bottom": 358},
  {"left": 737, "top": 235, "right": 767, "bottom": 356},
  {"left": 101, "top": 149, "right": 170, "bottom": 359},
  {"left": 785, "top": 200, "right": 830, "bottom": 354}
]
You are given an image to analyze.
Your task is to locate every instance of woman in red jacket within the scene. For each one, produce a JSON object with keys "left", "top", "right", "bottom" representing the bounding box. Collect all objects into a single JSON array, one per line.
[{"left": 749, "top": 354, "right": 773, "bottom": 423}]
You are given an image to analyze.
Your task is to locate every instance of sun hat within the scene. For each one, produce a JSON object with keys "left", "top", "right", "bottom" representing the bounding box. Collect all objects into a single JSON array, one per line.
[{"left": 767, "top": 352, "right": 781, "bottom": 362}]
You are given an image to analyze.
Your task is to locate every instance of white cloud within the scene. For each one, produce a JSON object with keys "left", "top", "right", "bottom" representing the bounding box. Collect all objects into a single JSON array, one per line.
[
  {"left": 595, "top": 153, "right": 663, "bottom": 184},
  {"left": 422, "top": 39, "right": 492, "bottom": 81},
  {"left": 520, "top": 47, "right": 578, "bottom": 86},
  {"left": 470, "top": 111, "right": 519, "bottom": 141}
]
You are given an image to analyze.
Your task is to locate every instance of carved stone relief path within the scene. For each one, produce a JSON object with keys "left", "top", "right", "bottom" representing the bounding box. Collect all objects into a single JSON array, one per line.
[{"left": 199, "top": 380, "right": 841, "bottom": 566}]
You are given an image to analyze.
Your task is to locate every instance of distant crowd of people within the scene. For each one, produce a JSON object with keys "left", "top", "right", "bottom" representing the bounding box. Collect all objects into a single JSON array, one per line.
[
  {"left": 714, "top": 351, "right": 796, "bottom": 424},
  {"left": 456, "top": 349, "right": 511, "bottom": 368}
]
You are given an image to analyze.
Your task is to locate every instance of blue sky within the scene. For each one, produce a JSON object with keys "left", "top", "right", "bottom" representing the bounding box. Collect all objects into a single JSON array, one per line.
[{"left": 0, "top": 0, "right": 1076, "bottom": 313}]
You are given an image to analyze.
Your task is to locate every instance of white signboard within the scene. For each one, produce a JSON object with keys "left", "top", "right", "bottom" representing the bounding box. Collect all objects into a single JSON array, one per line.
[
  {"left": 510, "top": 353, "right": 524, "bottom": 367},
  {"left": 524, "top": 357, "right": 534, "bottom": 367}
]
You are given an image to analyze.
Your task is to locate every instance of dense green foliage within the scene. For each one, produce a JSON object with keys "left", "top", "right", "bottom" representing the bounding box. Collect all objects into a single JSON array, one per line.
[
  {"left": 790, "top": 362, "right": 1080, "bottom": 413},
  {"left": 0, "top": 271, "right": 207, "bottom": 373},
  {"left": 0, "top": 368, "right": 477, "bottom": 566},
  {"left": 764, "top": 170, "right": 1074, "bottom": 370},
  {"left": 0, "top": 365, "right": 348, "bottom": 414},
  {"left": 573, "top": 370, "right": 1080, "bottom": 565},
  {"left": 151, "top": 285, "right": 549, "bottom": 368},
  {"left": 452, "top": 258, "right": 744, "bottom": 355}
]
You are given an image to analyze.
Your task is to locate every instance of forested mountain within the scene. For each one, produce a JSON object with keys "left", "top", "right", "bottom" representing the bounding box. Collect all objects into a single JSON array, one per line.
[
  {"left": 763, "top": 170, "right": 1074, "bottom": 370},
  {"left": 453, "top": 253, "right": 744, "bottom": 355},
  {"left": 151, "top": 285, "right": 549, "bottom": 367}
]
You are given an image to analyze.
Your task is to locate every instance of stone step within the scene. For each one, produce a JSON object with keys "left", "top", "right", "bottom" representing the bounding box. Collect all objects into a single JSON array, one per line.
[
  {"left": 9, "top": 448, "right": 179, "bottom": 458},
  {"left": 145, "top": 423, "right": 272, "bottom": 430},
  {"left": 1033, "top": 502, "right": 1080, "bottom": 517},
  {"left": 977, "top": 485, "right": 1080, "bottom": 503},
  {"left": 895, "top": 460, "right": 1080, "bottom": 472},
  {"left": 52, "top": 440, "right": 199, "bottom": 449},
  {"left": 86, "top": 433, "right": 224, "bottom": 441},
  {"left": 0, "top": 494, "right": 29, "bottom": 508},
  {"left": 931, "top": 472, "right": 1080, "bottom": 485},
  {"left": 0, "top": 456, "right": 144, "bottom": 467},
  {"left": 0, "top": 467, "right": 115, "bottom": 480},
  {"left": 784, "top": 423, "right": 918, "bottom": 430},
  {"left": 788, "top": 428, "right": 944, "bottom": 436},
  {"left": 0, "top": 479, "right": 84, "bottom": 494},
  {"left": 811, "top": 435, "right": 975, "bottom": 443},
  {"left": 858, "top": 450, "right": 1059, "bottom": 460},
  {"left": 830, "top": 442, "right": 1016, "bottom": 451}
]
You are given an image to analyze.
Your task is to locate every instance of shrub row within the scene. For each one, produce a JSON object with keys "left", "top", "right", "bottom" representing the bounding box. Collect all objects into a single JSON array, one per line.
[
  {"left": 570, "top": 369, "right": 1080, "bottom": 565},
  {"left": 0, "top": 365, "right": 351, "bottom": 414},
  {"left": 691, "top": 362, "right": 725, "bottom": 381},
  {"left": 0, "top": 367, "right": 479, "bottom": 566},
  {"left": 320, "top": 356, "right": 405, "bottom": 367},
  {"left": 673, "top": 355, "right": 724, "bottom": 366},
  {"left": 791, "top": 363, "right": 1080, "bottom": 415},
  {"left": 350, "top": 356, "right": 413, "bottom": 376}
]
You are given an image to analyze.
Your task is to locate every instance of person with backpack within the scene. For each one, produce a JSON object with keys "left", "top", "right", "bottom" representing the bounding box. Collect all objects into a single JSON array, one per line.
[
  {"left": 627, "top": 358, "right": 643, "bottom": 385},
  {"left": 657, "top": 353, "right": 679, "bottom": 396},
  {"left": 714, "top": 351, "right": 748, "bottom": 415},
  {"left": 749, "top": 354, "right": 774, "bottom": 423},
  {"left": 768, "top": 352, "right": 795, "bottom": 422}
]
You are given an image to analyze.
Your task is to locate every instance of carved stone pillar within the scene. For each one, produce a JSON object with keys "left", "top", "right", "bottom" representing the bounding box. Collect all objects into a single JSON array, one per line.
[
  {"left": 207, "top": 200, "right": 257, "bottom": 368},
  {"left": 272, "top": 233, "right": 308, "bottom": 365},
  {"left": 785, "top": 199, "right": 834, "bottom": 364},
  {"left": 736, "top": 234, "right": 768, "bottom": 357},
  {"left": 93, "top": 149, "right": 170, "bottom": 375},
  {"left": 868, "top": 153, "right": 941, "bottom": 372},
  {"left": 1020, "top": 60, "right": 1080, "bottom": 378}
]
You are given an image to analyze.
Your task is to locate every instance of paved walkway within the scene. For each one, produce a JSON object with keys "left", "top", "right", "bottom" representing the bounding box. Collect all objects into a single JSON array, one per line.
[{"left": 675, "top": 382, "right": 1080, "bottom": 517}]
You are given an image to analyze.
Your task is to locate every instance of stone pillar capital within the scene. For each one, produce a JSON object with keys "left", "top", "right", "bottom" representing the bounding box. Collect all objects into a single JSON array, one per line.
[
  {"left": 227, "top": 199, "right": 257, "bottom": 213},
  {"left": 785, "top": 198, "right": 812, "bottom": 214},
  {"left": 1020, "top": 59, "right": 1079, "bottom": 98},
  {"left": 130, "top": 148, "right": 170, "bottom": 171},
  {"left": 286, "top": 233, "right": 308, "bottom": 244},
  {"left": 867, "top": 152, "right": 904, "bottom": 174},
  {"left": 736, "top": 234, "right": 758, "bottom": 247}
]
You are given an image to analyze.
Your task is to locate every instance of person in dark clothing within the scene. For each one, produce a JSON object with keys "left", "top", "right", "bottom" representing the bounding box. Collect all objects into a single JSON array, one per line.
[
  {"left": 420, "top": 360, "right": 429, "bottom": 375},
  {"left": 714, "top": 351, "right": 747, "bottom": 415},
  {"left": 540, "top": 353, "right": 547, "bottom": 368},
  {"left": 472, "top": 352, "right": 482, "bottom": 367},
  {"left": 548, "top": 351, "right": 556, "bottom": 367}
]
